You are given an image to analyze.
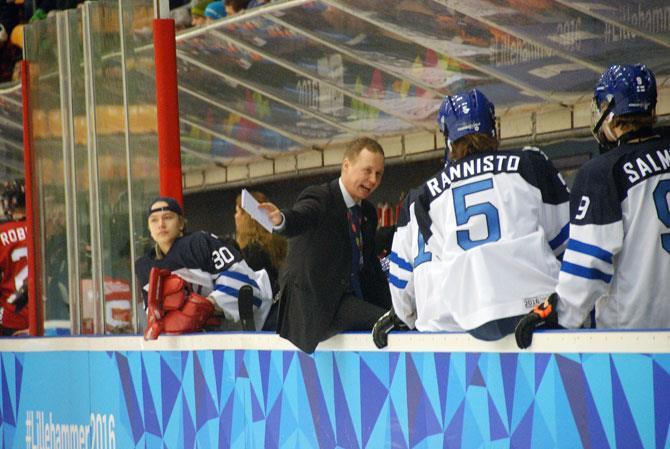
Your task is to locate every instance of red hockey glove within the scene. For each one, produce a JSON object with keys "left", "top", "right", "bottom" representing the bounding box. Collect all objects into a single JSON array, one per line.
[
  {"left": 161, "top": 292, "right": 215, "bottom": 335},
  {"left": 146, "top": 267, "right": 187, "bottom": 320},
  {"left": 162, "top": 275, "right": 188, "bottom": 311},
  {"left": 145, "top": 267, "right": 189, "bottom": 340},
  {"left": 515, "top": 293, "right": 560, "bottom": 349}
]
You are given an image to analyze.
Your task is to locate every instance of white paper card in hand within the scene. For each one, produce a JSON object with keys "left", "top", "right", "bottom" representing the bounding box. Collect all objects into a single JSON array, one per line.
[{"left": 241, "top": 189, "right": 273, "bottom": 232}]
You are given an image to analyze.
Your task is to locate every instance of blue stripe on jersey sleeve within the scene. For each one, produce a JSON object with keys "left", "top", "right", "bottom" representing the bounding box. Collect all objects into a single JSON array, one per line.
[
  {"left": 214, "top": 285, "right": 262, "bottom": 307},
  {"left": 389, "top": 252, "right": 413, "bottom": 272},
  {"left": 217, "top": 270, "right": 260, "bottom": 289},
  {"left": 561, "top": 261, "right": 612, "bottom": 283},
  {"left": 388, "top": 273, "right": 408, "bottom": 289},
  {"left": 566, "top": 239, "right": 613, "bottom": 264},
  {"left": 549, "top": 223, "right": 569, "bottom": 250}
]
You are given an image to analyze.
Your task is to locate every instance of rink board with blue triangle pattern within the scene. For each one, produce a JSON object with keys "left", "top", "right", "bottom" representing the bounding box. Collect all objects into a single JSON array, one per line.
[{"left": 1, "top": 349, "right": 668, "bottom": 449}]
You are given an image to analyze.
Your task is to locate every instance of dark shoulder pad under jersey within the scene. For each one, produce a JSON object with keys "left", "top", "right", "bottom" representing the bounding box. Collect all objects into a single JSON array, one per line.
[
  {"left": 188, "top": 231, "right": 243, "bottom": 273},
  {"left": 569, "top": 153, "right": 622, "bottom": 226},
  {"left": 516, "top": 148, "right": 570, "bottom": 205},
  {"left": 396, "top": 185, "right": 424, "bottom": 227},
  {"left": 403, "top": 166, "right": 447, "bottom": 242}
]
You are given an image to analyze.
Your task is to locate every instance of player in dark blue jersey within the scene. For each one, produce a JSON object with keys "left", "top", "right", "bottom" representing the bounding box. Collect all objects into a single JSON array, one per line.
[
  {"left": 516, "top": 64, "right": 670, "bottom": 348},
  {"left": 135, "top": 197, "right": 272, "bottom": 338}
]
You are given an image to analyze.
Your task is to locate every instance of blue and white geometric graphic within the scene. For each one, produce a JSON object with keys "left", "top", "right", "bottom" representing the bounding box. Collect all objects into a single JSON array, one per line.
[{"left": 1, "top": 349, "right": 668, "bottom": 448}]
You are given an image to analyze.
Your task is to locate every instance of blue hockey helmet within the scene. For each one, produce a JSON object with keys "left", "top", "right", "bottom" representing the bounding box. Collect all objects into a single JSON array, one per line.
[
  {"left": 437, "top": 89, "right": 496, "bottom": 153},
  {"left": 592, "top": 64, "right": 657, "bottom": 142}
]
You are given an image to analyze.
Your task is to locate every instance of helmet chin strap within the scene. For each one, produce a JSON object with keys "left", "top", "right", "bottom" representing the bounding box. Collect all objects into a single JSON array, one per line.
[
  {"left": 602, "top": 114, "right": 618, "bottom": 142},
  {"left": 592, "top": 98, "right": 614, "bottom": 133},
  {"left": 593, "top": 98, "right": 616, "bottom": 151},
  {"left": 442, "top": 136, "right": 453, "bottom": 166}
]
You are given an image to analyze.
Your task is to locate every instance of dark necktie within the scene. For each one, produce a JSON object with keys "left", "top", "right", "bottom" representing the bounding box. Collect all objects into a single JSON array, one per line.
[{"left": 348, "top": 205, "right": 364, "bottom": 298}]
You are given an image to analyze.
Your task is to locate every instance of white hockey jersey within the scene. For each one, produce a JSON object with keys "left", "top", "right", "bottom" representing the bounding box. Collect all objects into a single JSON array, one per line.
[
  {"left": 390, "top": 149, "right": 570, "bottom": 334},
  {"left": 557, "top": 128, "right": 670, "bottom": 329}
]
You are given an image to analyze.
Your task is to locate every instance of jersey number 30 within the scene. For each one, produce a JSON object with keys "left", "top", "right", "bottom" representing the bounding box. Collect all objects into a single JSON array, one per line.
[
  {"left": 653, "top": 179, "right": 670, "bottom": 254},
  {"left": 213, "top": 247, "right": 235, "bottom": 270},
  {"left": 452, "top": 178, "right": 501, "bottom": 250}
]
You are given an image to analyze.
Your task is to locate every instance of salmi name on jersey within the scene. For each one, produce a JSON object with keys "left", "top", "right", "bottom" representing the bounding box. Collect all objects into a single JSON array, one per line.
[
  {"left": 426, "top": 154, "right": 521, "bottom": 198},
  {"left": 622, "top": 147, "right": 670, "bottom": 186}
]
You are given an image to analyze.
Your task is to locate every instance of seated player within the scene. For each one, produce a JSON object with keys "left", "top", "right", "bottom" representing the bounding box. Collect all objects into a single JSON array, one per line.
[
  {"left": 516, "top": 64, "right": 670, "bottom": 348},
  {"left": 135, "top": 197, "right": 273, "bottom": 339},
  {"left": 373, "top": 89, "right": 570, "bottom": 348},
  {"left": 0, "top": 180, "right": 29, "bottom": 336}
]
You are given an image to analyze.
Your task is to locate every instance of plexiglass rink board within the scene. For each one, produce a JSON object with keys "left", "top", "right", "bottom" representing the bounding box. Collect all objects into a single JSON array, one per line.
[
  {"left": 23, "top": 17, "right": 74, "bottom": 330},
  {"left": 20, "top": 0, "right": 160, "bottom": 335},
  {"left": 0, "top": 82, "right": 24, "bottom": 181}
]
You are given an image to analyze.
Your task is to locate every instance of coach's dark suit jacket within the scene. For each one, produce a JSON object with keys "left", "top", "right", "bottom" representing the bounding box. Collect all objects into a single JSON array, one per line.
[{"left": 276, "top": 179, "right": 391, "bottom": 353}]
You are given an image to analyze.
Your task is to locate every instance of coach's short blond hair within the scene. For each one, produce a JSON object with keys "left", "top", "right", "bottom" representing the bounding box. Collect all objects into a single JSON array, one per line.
[{"left": 343, "top": 137, "right": 385, "bottom": 162}]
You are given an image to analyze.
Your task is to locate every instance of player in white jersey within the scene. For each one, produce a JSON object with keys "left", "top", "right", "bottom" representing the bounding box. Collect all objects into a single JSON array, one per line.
[
  {"left": 559, "top": 65, "right": 669, "bottom": 327},
  {"left": 516, "top": 64, "right": 670, "bottom": 348},
  {"left": 373, "top": 89, "right": 570, "bottom": 348}
]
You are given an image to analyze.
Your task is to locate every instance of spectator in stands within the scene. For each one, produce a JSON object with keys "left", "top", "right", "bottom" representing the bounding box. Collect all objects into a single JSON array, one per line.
[
  {"left": 258, "top": 137, "right": 392, "bottom": 353},
  {"left": 0, "top": 2, "right": 22, "bottom": 83},
  {"left": 204, "top": 0, "right": 225, "bottom": 22},
  {"left": 190, "top": 0, "right": 212, "bottom": 26},
  {"left": 247, "top": 0, "right": 269, "bottom": 8},
  {"left": 515, "top": 64, "right": 670, "bottom": 348},
  {"left": 224, "top": 0, "right": 249, "bottom": 15},
  {"left": 135, "top": 196, "right": 273, "bottom": 338},
  {"left": 234, "top": 190, "right": 287, "bottom": 330},
  {"left": 171, "top": 7, "right": 192, "bottom": 31},
  {"left": 30, "top": 0, "right": 83, "bottom": 17},
  {"left": 372, "top": 89, "right": 570, "bottom": 349},
  {"left": 169, "top": 0, "right": 190, "bottom": 9}
]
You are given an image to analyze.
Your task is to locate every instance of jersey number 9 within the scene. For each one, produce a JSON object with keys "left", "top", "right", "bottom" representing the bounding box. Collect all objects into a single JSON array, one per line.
[{"left": 653, "top": 179, "right": 670, "bottom": 254}]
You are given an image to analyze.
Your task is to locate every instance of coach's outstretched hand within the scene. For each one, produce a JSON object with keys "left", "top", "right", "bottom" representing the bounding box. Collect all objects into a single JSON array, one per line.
[
  {"left": 372, "top": 308, "right": 407, "bottom": 349},
  {"left": 515, "top": 293, "right": 560, "bottom": 349},
  {"left": 257, "top": 202, "right": 283, "bottom": 227}
]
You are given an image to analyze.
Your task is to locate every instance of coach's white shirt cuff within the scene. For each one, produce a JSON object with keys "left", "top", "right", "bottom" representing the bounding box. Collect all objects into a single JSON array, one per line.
[{"left": 272, "top": 212, "right": 286, "bottom": 232}]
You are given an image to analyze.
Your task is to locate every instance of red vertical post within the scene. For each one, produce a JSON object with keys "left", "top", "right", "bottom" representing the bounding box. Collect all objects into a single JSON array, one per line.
[
  {"left": 21, "top": 60, "right": 44, "bottom": 336},
  {"left": 152, "top": 18, "right": 183, "bottom": 206}
]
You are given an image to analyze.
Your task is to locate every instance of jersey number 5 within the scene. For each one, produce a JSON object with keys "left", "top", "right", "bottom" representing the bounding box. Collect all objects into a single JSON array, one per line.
[
  {"left": 653, "top": 179, "right": 670, "bottom": 254},
  {"left": 452, "top": 178, "right": 501, "bottom": 250}
]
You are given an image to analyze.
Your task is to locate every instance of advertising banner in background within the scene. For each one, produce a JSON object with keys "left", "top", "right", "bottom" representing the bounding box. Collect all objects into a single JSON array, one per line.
[{"left": 1, "top": 348, "right": 668, "bottom": 449}]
